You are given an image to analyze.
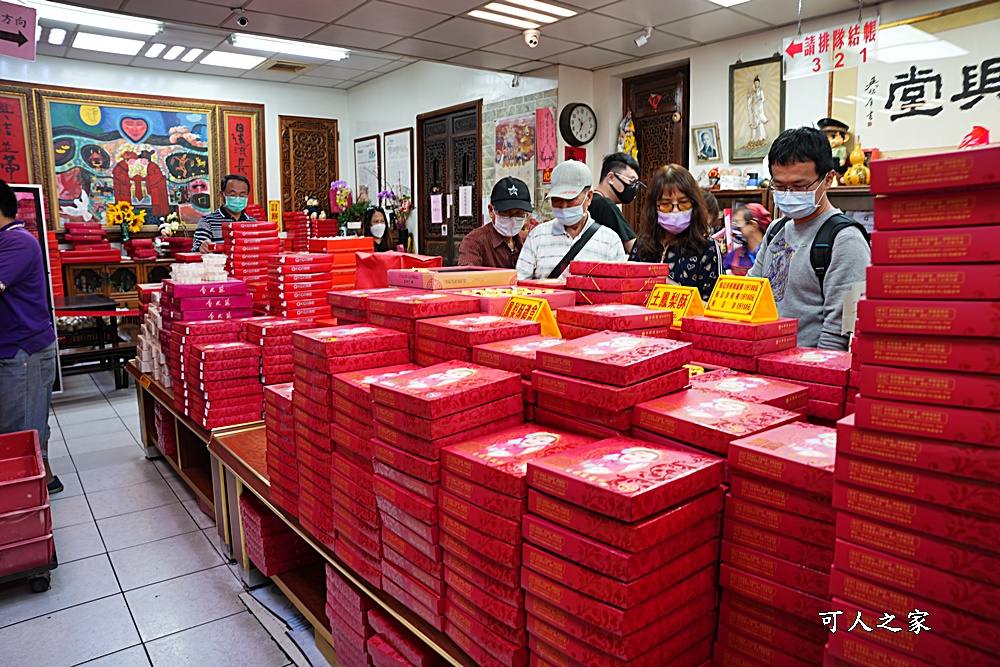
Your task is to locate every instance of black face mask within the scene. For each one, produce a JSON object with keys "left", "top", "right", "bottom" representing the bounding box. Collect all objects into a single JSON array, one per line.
[{"left": 612, "top": 173, "right": 639, "bottom": 205}]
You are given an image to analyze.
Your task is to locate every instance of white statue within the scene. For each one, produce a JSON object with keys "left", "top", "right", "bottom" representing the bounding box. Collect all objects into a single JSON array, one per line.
[{"left": 747, "top": 75, "right": 769, "bottom": 147}]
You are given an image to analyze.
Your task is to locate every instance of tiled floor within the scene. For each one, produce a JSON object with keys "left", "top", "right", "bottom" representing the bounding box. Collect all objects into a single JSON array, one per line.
[{"left": 0, "top": 371, "right": 292, "bottom": 667}]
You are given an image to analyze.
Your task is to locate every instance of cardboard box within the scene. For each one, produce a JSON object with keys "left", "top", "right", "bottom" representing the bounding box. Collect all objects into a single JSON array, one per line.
[
  {"left": 867, "top": 264, "right": 1000, "bottom": 300},
  {"left": 532, "top": 367, "right": 689, "bottom": 412},
  {"left": 370, "top": 361, "right": 521, "bottom": 419},
  {"left": 367, "top": 292, "right": 481, "bottom": 320},
  {"left": 416, "top": 314, "right": 540, "bottom": 348},
  {"left": 689, "top": 333, "right": 797, "bottom": 357},
  {"left": 568, "top": 261, "right": 673, "bottom": 278},
  {"left": 854, "top": 396, "right": 1000, "bottom": 447},
  {"left": 439, "top": 513, "right": 520, "bottom": 568},
  {"left": 854, "top": 333, "right": 1000, "bottom": 376},
  {"left": 439, "top": 490, "right": 520, "bottom": 544},
  {"left": 729, "top": 472, "right": 835, "bottom": 523},
  {"left": 388, "top": 267, "right": 517, "bottom": 290},
  {"left": 729, "top": 423, "right": 836, "bottom": 496},
  {"left": 535, "top": 332, "right": 692, "bottom": 386},
  {"left": 869, "top": 144, "right": 1000, "bottom": 195},
  {"left": 872, "top": 188, "right": 1000, "bottom": 230},
  {"left": 536, "top": 393, "right": 633, "bottom": 431},
  {"left": 836, "top": 415, "right": 1000, "bottom": 484},
  {"left": 565, "top": 275, "right": 670, "bottom": 292},
  {"left": 715, "top": 624, "right": 815, "bottom": 667},
  {"left": 681, "top": 316, "right": 798, "bottom": 341},
  {"left": 857, "top": 298, "right": 1000, "bottom": 338},
  {"left": 718, "top": 604, "right": 824, "bottom": 663},
  {"left": 690, "top": 348, "right": 757, "bottom": 373},
  {"left": 445, "top": 568, "right": 524, "bottom": 630},
  {"left": 725, "top": 495, "right": 835, "bottom": 547},
  {"left": 871, "top": 226, "right": 1000, "bottom": 264},
  {"left": 470, "top": 335, "right": 563, "bottom": 378},
  {"left": 721, "top": 589, "right": 826, "bottom": 643},
  {"left": 414, "top": 336, "right": 471, "bottom": 362},
  {"left": 372, "top": 395, "right": 521, "bottom": 440},
  {"left": 440, "top": 471, "right": 525, "bottom": 520},
  {"left": 555, "top": 304, "right": 674, "bottom": 331},
  {"left": 292, "top": 324, "right": 407, "bottom": 357},
  {"left": 372, "top": 413, "right": 523, "bottom": 461},
  {"left": 861, "top": 364, "right": 1000, "bottom": 412},
  {"left": 756, "top": 347, "right": 852, "bottom": 386},
  {"left": 633, "top": 389, "right": 803, "bottom": 455},
  {"left": 528, "top": 486, "right": 724, "bottom": 553},
  {"left": 448, "top": 286, "right": 577, "bottom": 315}
]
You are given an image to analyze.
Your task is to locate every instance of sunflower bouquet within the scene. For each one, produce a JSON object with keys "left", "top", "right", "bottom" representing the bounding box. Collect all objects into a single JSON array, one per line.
[{"left": 105, "top": 201, "right": 147, "bottom": 240}]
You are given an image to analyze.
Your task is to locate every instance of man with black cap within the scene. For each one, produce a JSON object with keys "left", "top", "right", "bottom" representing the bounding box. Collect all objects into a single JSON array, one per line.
[{"left": 458, "top": 176, "right": 531, "bottom": 268}]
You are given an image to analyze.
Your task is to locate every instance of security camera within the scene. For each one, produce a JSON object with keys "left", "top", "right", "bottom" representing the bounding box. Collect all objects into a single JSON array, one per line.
[
  {"left": 634, "top": 27, "right": 652, "bottom": 48},
  {"left": 237, "top": 15, "right": 249, "bottom": 27},
  {"left": 523, "top": 29, "right": 540, "bottom": 48}
]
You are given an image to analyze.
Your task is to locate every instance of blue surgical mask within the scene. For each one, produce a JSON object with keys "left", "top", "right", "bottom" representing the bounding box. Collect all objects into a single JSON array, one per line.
[
  {"left": 773, "top": 189, "right": 819, "bottom": 219},
  {"left": 551, "top": 205, "right": 586, "bottom": 234},
  {"left": 657, "top": 209, "right": 692, "bottom": 234},
  {"left": 225, "top": 195, "right": 248, "bottom": 214}
]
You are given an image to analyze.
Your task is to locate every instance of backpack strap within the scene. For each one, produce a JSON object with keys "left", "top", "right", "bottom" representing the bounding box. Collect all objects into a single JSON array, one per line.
[
  {"left": 763, "top": 216, "right": 789, "bottom": 249},
  {"left": 811, "top": 213, "right": 871, "bottom": 294}
]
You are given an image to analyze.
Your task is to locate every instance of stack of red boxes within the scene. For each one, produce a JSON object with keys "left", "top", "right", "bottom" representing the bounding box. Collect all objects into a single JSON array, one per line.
[
  {"left": 715, "top": 422, "right": 837, "bottom": 666},
  {"left": 185, "top": 341, "right": 263, "bottom": 430},
  {"left": 690, "top": 369, "right": 808, "bottom": 414},
  {"left": 414, "top": 313, "right": 540, "bottom": 366},
  {"left": 820, "top": 146, "right": 1000, "bottom": 666},
  {"left": 242, "top": 318, "right": 309, "bottom": 386},
  {"left": 244, "top": 203, "right": 266, "bottom": 221},
  {"left": 153, "top": 402, "right": 177, "bottom": 457},
  {"left": 366, "top": 292, "right": 480, "bottom": 357},
  {"left": 310, "top": 236, "right": 373, "bottom": 289},
  {"left": 368, "top": 361, "right": 523, "bottom": 631},
  {"left": 267, "top": 253, "right": 334, "bottom": 320},
  {"left": 328, "top": 287, "right": 415, "bottom": 324},
  {"left": 123, "top": 238, "right": 157, "bottom": 261},
  {"left": 167, "top": 319, "right": 241, "bottom": 411},
  {"left": 326, "top": 565, "right": 376, "bottom": 667},
  {"left": 239, "top": 492, "right": 318, "bottom": 576},
  {"left": 159, "top": 279, "right": 253, "bottom": 330},
  {"left": 522, "top": 436, "right": 725, "bottom": 667},
  {"left": 556, "top": 303, "right": 675, "bottom": 340},
  {"left": 62, "top": 221, "right": 119, "bottom": 263},
  {"left": 0, "top": 431, "right": 52, "bottom": 583},
  {"left": 532, "top": 331, "right": 692, "bottom": 439},
  {"left": 473, "top": 334, "right": 564, "bottom": 422},
  {"left": 438, "top": 425, "right": 597, "bottom": 666},
  {"left": 845, "top": 342, "right": 860, "bottom": 416},
  {"left": 367, "top": 607, "right": 442, "bottom": 667},
  {"left": 282, "top": 211, "right": 310, "bottom": 251},
  {"left": 566, "top": 260, "right": 671, "bottom": 305},
  {"left": 757, "top": 347, "right": 853, "bottom": 422},
  {"left": 331, "top": 363, "right": 420, "bottom": 592},
  {"left": 263, "top": 383, "right": 298, "bottom": 515},
  {"left": 47, "top": 232, "right": 64, "bottom": 298},
  {"left": 680, "top": 316, "right": 799, "bottom": 373},
  {"left": 222, "top": 219, "right": 280, "bottom": 307}
]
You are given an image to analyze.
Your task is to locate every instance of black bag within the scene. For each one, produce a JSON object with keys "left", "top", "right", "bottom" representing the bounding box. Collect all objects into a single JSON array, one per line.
[
  {"left": 547, "top": 222, "right": 602, "bottom": 279},
  {"left": 764, "top": 213, "right": 871, "bottom": 293}
]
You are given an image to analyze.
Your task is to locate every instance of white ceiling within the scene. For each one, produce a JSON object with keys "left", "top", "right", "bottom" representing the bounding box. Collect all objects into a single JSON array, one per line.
[{"left": 35, "top": 0, "right": 881, "bottom": 88}]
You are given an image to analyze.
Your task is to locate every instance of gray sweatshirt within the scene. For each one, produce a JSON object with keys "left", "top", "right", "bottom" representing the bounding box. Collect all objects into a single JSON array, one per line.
[{"left": 748, "top": 208, "right": 870, "bottom": 350}]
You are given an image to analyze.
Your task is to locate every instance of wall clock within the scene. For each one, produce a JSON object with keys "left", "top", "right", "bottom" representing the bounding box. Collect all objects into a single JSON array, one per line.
[{"left": 559, "top": 102, "right": 597, "bottom": 147}]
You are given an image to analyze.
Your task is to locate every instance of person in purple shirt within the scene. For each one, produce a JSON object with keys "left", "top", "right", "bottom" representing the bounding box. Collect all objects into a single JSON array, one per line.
[{"left": 0, "top": 180, "right": 61, "bottom": 493}]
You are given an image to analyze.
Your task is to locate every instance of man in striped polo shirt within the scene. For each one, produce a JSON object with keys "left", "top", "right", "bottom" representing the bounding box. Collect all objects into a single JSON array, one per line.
[{"left": 192, "top": 174, "right": 254, "bottom": 252}]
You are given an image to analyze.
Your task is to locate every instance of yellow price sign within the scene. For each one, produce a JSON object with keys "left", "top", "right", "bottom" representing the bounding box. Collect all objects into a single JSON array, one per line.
[
  {"left": 139, "top": 375, "right": 152, "bottom": 389},
  {"left": 645, "top": 285, "right": 703, "bottom": 328},
  {"left": 704, "top": 276, "right": 778, "bottom": 323},
  {"left": 502, "top": 296, "right": 561, "bottom": 337},
  {"left": 268, "top": 200, "right": 281, "bottom": 225}
]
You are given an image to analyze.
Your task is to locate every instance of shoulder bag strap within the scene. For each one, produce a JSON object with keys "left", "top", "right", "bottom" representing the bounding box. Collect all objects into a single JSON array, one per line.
[{"left": 547, "top": 221, "right": 602, "bottom": 279}]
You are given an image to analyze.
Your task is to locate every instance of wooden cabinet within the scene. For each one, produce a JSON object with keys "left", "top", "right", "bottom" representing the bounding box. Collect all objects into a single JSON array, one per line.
[{"left": 64, "top": 259, "right": 173, "bottom": 309}]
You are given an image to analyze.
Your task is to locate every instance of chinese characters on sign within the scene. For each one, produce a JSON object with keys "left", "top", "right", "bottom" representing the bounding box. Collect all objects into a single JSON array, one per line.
[
  {"left": 225, "top": 114, "right": 255, "bottom": 200},
  {"left": 877, "top": 58, "right": 1000, "bottom": 122},
  {"left": 502, "top": 296, "right": 560, "bottom": 337},
  {"left": 0, "top": 95, "right": 29, "bottom": 181},
  {"left": 704, "top": 276, "right": 778, "bottom": 323},
  {"left": 819, "top": 609, "right": 931, "bottom": 635},
  {"left": 0, "top": 1, "right": 35, "bottom": 62},
  {"left": 645, "top": 284, "right": 703, "bottom": 325},
  {"left": 783, "top": 18, "right": 879, "bottom": 80}
]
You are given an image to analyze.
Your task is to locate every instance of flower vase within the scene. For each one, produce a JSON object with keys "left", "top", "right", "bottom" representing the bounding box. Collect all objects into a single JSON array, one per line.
[{"left": 120, "top": 222, "right": 130, "bottom": 259}]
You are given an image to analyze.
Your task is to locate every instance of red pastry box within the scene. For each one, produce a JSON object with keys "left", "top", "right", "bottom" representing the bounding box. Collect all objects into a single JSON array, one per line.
[
  {"left": 416, "top": 314, "right": 540, "bottom": 347},
  {"left": 292, "top": 324, "right": 408, "bottom": 357},
  {"left": 387, "top": 266, "right": 517, "bottom": 290},
  {"left": 632, "top": 389, "right": 803, "bottom": 455},
  {"left": 860, "top": 364, "right": 1000, "bottom": 411},
  {"left": 366, "top": 292, "right": 481, "bottom": 320},
  {"left": 690, "top": 370, "right": 808, "bottom": 411},
  {"left": 447, "top": 286, "right": 576, "bottom": 314},
  {"left": 869, "top": 143, "right": 1000, "bottom": 195},
  {"left": 332, "top": 364, "right": 420, "bottom": 406},
  {"left": 556, "top": 304, "right": 674, "bottom": 331},
  {"left": 857, "top": 299, "right": 1000, "bottom": 338},
  {"left": 568, "top": 260, "right": 673, "bottom": 278},
  {"left": 872, "top": 187, "right": 1000, "bottom": 230},
  {"left": 681, "top": 315, "right": 798, "bottom": 341},
  {"left": 535, "top": 331, "right": 692, "bottom": 386},
  {"left": 866, "top": 264, "right": 1000, "bottom": 300},
  {"left": 854, "top": 333, "right": 1000, "bottom": 376},
  {"left": 369, "top": 360, "right": 521, "bottom": 419},
  {"left": 757, "top": 347, "right": 852, "bottom": 386},
  {"left": 871, "top": 226, "right": 1000, "bottom": 265},
  {"left": 471, "top": 335, "right": 565, "bottom": 378},
  {"left": 327, "top": 287, "right": 417, "bottom": 310}
]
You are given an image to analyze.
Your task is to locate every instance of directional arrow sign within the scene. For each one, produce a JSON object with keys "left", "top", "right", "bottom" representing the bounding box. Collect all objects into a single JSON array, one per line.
[
  {"left": 784, "top": 39, "right": 803, "bottom": 58},
  {"left": 0, "top": 1, "right": 35, "bottom": 61},
  {"left": 783, "top": 18, "right": 879, "bottom": 81}
]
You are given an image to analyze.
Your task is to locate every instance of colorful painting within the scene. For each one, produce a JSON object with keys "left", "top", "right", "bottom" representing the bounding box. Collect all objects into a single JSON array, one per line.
[
  {"left": 47, "top": 101, "right": 214, "bottom": 228},
  {"left": 495, "top": 113, "right": 536, "bottom": 194}
]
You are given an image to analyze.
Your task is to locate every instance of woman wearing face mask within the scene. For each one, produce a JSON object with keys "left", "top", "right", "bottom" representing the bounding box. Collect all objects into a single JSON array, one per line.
[
  {"left": 629, "top": 164, "right": 722, "bottom": 302},
  {"left": 725, "top": 203, "right": 772, "bottom": 276},
  {"left": 362, "top": 206, "right": 395, "bottom": 252}
]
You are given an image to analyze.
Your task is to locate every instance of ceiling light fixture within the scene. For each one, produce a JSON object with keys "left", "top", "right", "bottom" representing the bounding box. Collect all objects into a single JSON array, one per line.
[
  {"left": 483, "top": 3, "right": 557, "bottom": 24},
  {"left": 230, "top": 33, "right": 349, "bottom": 61},
  {"left": 876, "top": 24, "right": 967, "bottom": 63},
  {"left": 24, "top": 0, "right": 162, "bottom": 36},
  {"left": 47, "top": 27, "right": 66, "bottom": 45},
  {"left": 634, "top": 26, "right": 652, "bottom": 47},
  {"left": 467, "top": 9, "right": 539, "bottom": 30},
  {"left": 72, "top": 31, "right": 146, "bottom": 56},
  {"left": 144, "top": 43, "right": 165, "bottom": 58},
  {"left": 163, "top": 45, "right": 184, "bottom": 60},
  {"left": 706, "top": 0, "right": 751, "bottom": 6},
  {"left": 200, "top": 50, "right": 267, "bottom": 69},
  {"left": 505, "top": 0, "right": 576, "bottom": 18},
  {"left": 181, "top": 48, "right": 203, "bottom": 63}
]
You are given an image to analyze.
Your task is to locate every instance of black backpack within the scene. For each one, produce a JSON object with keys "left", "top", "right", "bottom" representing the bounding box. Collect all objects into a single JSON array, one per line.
[{"left": 764, "top": 213, "right": 871, "bottom": 294}]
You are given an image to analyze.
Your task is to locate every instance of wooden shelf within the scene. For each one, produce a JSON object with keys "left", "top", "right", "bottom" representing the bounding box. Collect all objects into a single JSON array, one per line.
[{"left": 272, "top": 563, "right": 334, "bottom": 649}]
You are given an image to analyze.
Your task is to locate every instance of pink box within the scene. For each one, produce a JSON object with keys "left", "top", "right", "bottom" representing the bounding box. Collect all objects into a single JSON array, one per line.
[
  {"left": 416, "top": 314, "right": 540, "bottom": 347},
  {"left": 191, "top": 341, "right": 259, "bottom": 361},
  {"left": 381, "top": 523, "right": 441, "bottom": 571},
  {"left": 535, "top": 332, "right": 691, "bottom": 386},
  {"left": 569, "top": 261, "right": 673, "bottom": 278},
  {"left": 380, "top": 577, "right": 444, "bottom": 632},
  {"left": 729, "top": 473, "right": 835, "bottom": 523},
  {"left": 441, "top": 425, "right": 598, "bottom": 498},
  {"left": 374, "top": 460, "right": 435, "bottom": 503},
  {"left": 690, "top": 332, "right": 797, "bottom": 357},
  {"left": 555, "top": 304, "right": 674, "bottom": 331},
  {"left": 414, "top": 337, "right": 471, "bottom": 362},
  {"left": 163, "top": 280, "right": 248, "bottom": 298},
  {"left": 413, "top": 350, "right": 447, "bottom": 367},
  {"left": 756, "top": 347, "right": 852, "bottom": 386},
  {"left": 873, "top": 188, "right": 1000, "bottom": 230},
  {"left": 854, "top": 333, "right": 1000, "bottom": 376},
  {"left": 444, "top": 551, "right": 523, "bottom": 607},
  {"left": 292, "top": 324, "right": 407, "bottom": 357},
  {"left": 536, "top": 393, "right": 632, "bottom": 431},
  {"left": 367, "top": 292, "right": 480, "bottom": 320},
  {"left": 367, "top": 312, "right": 418, "bottom": 334},
  {"left": 633, "top": 389, "right": 803, "bottom": 455},
  {"left": 532, "top": 367, "right": 689, "bottom": 412},
  {"left": 729, "top": 422, "right": 836, "bottom": 496},
  {"left": 871, "top": 226, "right": 1000, "bottom": 264},
  {"left": 690, "top": 348, "right": 757, "bottom": 373},
  {"left": 528, "top": 486, "right": 724, "bottom": 553},
  {"left": 373, "top": 475, "right": 437, "bottom": 524},
  {"left": 857, "top": 298, "right": 1000, "bottom": 338},
  {"left": 837, "top": 415, "right": 1000, "bottom": 484},
  {"left": 439, "top": 490, "right": 519, "bottom": 544},
  {"left": 293, "top": 347, "right": 411, "bottom": 375},
  {"left": 565, "top": 275, "right": 670, "bottom": 292},
  {"left": 719, "top": 563, "right": 827, "bottom": 621},
  {"left": 854, "top": 396, "right": 1000, "bottom": 447},
  {"left": 448, "top": 286, "right": 577, "bottom": 315},
  {"left": 443, "top": 620, "right": 517, "bottom": 667},
  {"left": 759, "top": 375, "right": 846, "bottom": 403},
  {"left": 681, "top": 316, "right": 798, "bottom": 341},
  {"left": 691, "top": 370, "right": 808, "bottom": 411},
  {"left": 368, "top": 607, "right": 442, "bottom": 667},
  {"left": 372, "top": 413, "right": 523, "bottom": 461},
  {"left": 725, "top": 495, "right": 834, "bottom": 547},
  {"left": 867, "top": 264, "right": 1000, "bottom": 300},
  {"left": 721, "top": 539, "right": 829, "bottom": 598},
  {"left": 471, "top": 335, "right": 563, "bottom": 378},
  {"left": 370, "top": 361, "right": 521, "bottom": 419},
  {"left": 372, "top": 395, "right": 521, "bottom": 440},
  {"left": 525, "top": 436, "right": 723, "bottom": 523},
  {"left": 724, "top": 518, "right": 832, "bottom": 572},
  {"left": 861, "top": 364, "right": 1000, "bottom": 412}
]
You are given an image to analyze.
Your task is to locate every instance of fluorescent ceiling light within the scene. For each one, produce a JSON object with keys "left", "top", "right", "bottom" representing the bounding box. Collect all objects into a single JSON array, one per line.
[
  {"left": 47, "top": 27, "right": 66, "bottom": 45},
  {"left": 200, "top": 50, "right": 266, "bottom": 69},
  {"left": 35, "top": 25, "right": 41, "bottom": 42},
  {"left": 181, "top": 48, "right": 203, "bottom": 63},
  {"left": 707, "top": 0, "right": 751, "bottom": 6},
  {"left": 483, "top": 3, "right": 558, "bottom": 23},
  {"left": 163, "top": 45, "right": 184, "bottom": 60},
  {"left": 230, "top": 33, "right": 349, "bottom": 61},
  {"left": 505, "top": 0, "right": 576, "bottom": 18},
  {"left": 72, "top": 31, "right": 145, "bottom": 56},
  {"left": 876, "top": 25, "right": 967, "bottom": 63},
  {"left": 467, "top": 9, "right": 539, "bottom": 29},
  {"left": 144, "top": 43, "right": 165, "bottom": 58},
  {"left": 24, "top": 0, "right": 161, "bottom": 36}
]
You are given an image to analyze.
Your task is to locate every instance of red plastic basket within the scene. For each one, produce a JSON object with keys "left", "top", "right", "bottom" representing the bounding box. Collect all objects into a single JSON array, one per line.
[
  {"left": 0, "top": 505, "right": 51, "bottom": 548},
  {"left": 0, "top": 534, "right": 54, "bottom": 578},
  {"left": 0, "top": 431, "right": 46, "bottom": 513}
]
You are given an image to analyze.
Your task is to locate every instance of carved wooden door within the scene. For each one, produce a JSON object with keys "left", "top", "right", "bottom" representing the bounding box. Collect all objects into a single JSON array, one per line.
[
  {"left": 279, "top": 116, "right": 339, "bottom": 218},
  {"left": 417, "top": 102, "right": 481, "bottom": 265},
  {"left": 622, "top": 67, "right": 688, "bottom": 232}
]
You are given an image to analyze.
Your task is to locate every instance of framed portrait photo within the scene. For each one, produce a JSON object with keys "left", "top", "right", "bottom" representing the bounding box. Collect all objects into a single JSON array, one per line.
[
  {"left": 692, "top": 123, "right": 721, "bottom": 164},
  {"left": 729, "top": 55, "right": 785, "bottom": 163}
]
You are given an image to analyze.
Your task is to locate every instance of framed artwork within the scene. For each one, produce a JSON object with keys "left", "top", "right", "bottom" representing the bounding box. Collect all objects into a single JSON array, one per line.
[
  {"left": 354, "top": 134, "right": 381, "bottom": 205},
  {"left": 383, "top": 128, "right": 413, "bottom": 199},
  {"left": 222, "top": 108, "right": 266, "bottom": 203},
  {"left": 692, "top": 123, "right": 721, "bottom": 164},
  {"left": 729, "top": 55, "right": 785, "bottom": 163}
]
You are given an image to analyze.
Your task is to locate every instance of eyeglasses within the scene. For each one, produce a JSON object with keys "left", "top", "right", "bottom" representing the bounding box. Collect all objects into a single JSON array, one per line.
[
  {"left": 657, "top": 200, "right": 693, "bottom": 213},
  {"left": 613, "top": 172, "right": 645, "bottom": 188},
  {"left": 769, "top": 174, "right": 824, "bottom": 194},
  {"left": 497, "top": 212, "right": 530, "bottom": 222}
]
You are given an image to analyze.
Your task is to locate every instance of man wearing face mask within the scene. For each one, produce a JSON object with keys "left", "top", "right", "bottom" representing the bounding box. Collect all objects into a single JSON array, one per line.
[
  {"left": 589, "top": 152, "right": 640, "bottom": 254},
  {"left": 749, "top": 127, "right": 870, "bottom": 350},
  {"left": 517, "top": 160, "right": 626, "bottom": 280},
  {"left": 458, "top": 177, "right": 531, "bottom": 268},
  {"left": 192, "top": 174, "right": 254, "bottom": 253}
]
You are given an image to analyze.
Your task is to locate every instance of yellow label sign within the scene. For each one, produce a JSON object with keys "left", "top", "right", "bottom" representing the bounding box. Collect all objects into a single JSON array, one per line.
[
  {"left": 139, "top": 375, "right": 151, "bottom": 389},
  {"left": 645, "top": 285, "right": 703, "bottom": 327},
  {"left": 502, "top": 296, "right": 561, "bottom": 337},
  {"left": 268, "top": 200, "right": 281, "bottom": 224},
  {"left": 704, "top": 276, "right": 779, "bottom": 323}
]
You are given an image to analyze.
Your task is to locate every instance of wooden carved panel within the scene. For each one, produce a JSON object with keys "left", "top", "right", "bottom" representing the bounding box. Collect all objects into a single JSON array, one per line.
[
  {"left": 419, "top": 137, "right": 448, "bottom": 261},
  {"left": 279, "top": 115, "right": 338, "bottom": 218}
]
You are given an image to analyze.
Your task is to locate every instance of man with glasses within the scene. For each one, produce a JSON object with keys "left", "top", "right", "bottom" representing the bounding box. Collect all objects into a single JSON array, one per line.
[
  {"left": 749, "top": 127, "right": 870, "bottom": 351},
  {"left": 458, "top": 176, "right": 531, "bottom": 268},
  {"left": 590, "top": 152, "right": 641, "bottom": 254}
]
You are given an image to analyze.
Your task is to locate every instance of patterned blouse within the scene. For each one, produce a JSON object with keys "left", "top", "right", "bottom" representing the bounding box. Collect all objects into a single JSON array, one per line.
[{"left": 629, "top": 238, "right": 723, "bottom": 302}]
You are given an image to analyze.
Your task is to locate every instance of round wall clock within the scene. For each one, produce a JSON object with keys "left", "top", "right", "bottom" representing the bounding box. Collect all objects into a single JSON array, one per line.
[{"left": 559, "top": 102, "right": 597, "bottom": 147}]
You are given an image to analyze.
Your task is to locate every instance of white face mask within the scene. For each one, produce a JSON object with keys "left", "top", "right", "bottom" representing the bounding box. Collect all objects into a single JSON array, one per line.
[
  {"left": 773, "top": 188, "right": 820, "bottom": 219},
  {"left": 551, "top": 205, "right": 586, "bottom": 234},
  {"left": 370, "top": 223, "right": 386, "bottom": 239},
  {"left": 493, "top": 214, "right": 525, "bottom": 238}
]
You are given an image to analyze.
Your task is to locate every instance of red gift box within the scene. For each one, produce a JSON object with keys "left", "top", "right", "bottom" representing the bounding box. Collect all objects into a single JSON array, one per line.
[
  {"left": 536, "top": 393, "right": 633, "bottom": 430},
  {"left": 372, "top": 414, "right": 523, "bottom": 461},
  {"left": 380, "top": 577, "right": 444, "bottom": 631},
  {"left": 439, "top": 471, "right": 525, "bottom": 520},
  {"left": 575, "top": 289, "right": 650, "bottom": 305},
  {"left": 531, "top": 367, "right": 689, "bottom": 413},
  {"left": 367, "top": 610, "right": 443, "bottom": 667},
  {"left": 871, "top": 226, "right": 1000, "bottom": 264},
  {"left": 565, "top": 275, "right": 670, "bottom": 292},
  {"left": 718, "top": 604, "right": 823, "bottom": 663},
  {"left": 446, "top": 568, "right": 524, "bottom": 630},
  {"left": 376, "top": 493, "right": 436, "bottom": 542},
  {"left": 869, "top": 144, "right": 1000, "bottom": 194},
  {"left": 729, "top": 422, "right": 836, "bottom": 496},
  {"left": 854, "top": 396, "right": 1000, "bottom": 447},
  {"left": 873, "top": 188, "right": 1000, "bottom": 230},
  {"left": 333, "top": 364, "right": 421, "bottom": 405},
  {"left": 689, "top": 332, "right": 797, "bottom": 357},
  {"left": 725, "top": 495, "right": 834, "bottom": 547},
  {"left": 855, "top": 333, "right": 1000, "bottom": 375},
  {"left": 535, "top": 332, "right": 691, "bottom": 387},
  {"left": 414, "top": 337, "right": 471, "bottom": 362},
  {"left": 439, "top": 490, "right": 519, "bottom": 544},
  {"left": 328, "top": 287, "right": 415, "bottom": 310},
  {"left": 367, "top": 292, "right": 480, "bottom": 320},
  {"left": 381, "top": 522, "right": 441, "bottom": 571},
  {"left": 373, "top": 460, "right": 436, "bottom": 503},
  {"left": 164, "top": 280, "right": 248, "bottom": 298},
  {"left": 681, "top": 316, "right": 799, "bottom": 341},
  {"left": 294, "top": 347, "right": 411, "bottom": 375},
  {"left": 444, "top": 603, "right": 527, "bottom": 667},
  {"left": 867, "top": 264, "right": 1000, "bottom": 300},
  {"left": 560, "top": 323, "right": 675, "bottom": 341},
  {"left": 721, "top": 539, "right": 830, "bottom": 598},
  {"left": 861, "top": 364, "right": 1000, "bottom": 411},
  {"left": 472, "top": 335, "right": 564, "bottom": 378},
  {"left": 413, "top": 350, "right": 447, "bottom": 367},
  {"left": 440, "top": 514, "right": 520, "bottom": 567},
  {"left": 417, "top": 314, "right": 540, "bottom": 347},
  {"left": 690, "top": 370, "right": 807, "bottom": 410},
  {"left": 857, "top": 298, "right": 1000, "bottom": 338},
  {"left": 727, "top": 472, "right": 835, "bottom": 523},
  {"left": 370, "top": 361, "right": 520, "bottom": 419},
  {"left": 757, "top": 347, "right": 851, "bottom": 386},
  {"left": 556, "top": 304, "right": 673, "bottom": 331},
  {"left": 373, "top": 395, "right": 521, "bottom": 440},
  {"left": 382, "top": 545, "right": 444, "bottom": 595},
  {"left": 444, "top": 549, "right": 523, "bottom": 606},
  {"left": 722, "top": 589, "right": 827, "bottom": 643},
  {"left": 534, "top": 408, "right": 622, "bottom": 439},
  {"left": 441, "top": 535, "right": 519, "bottom": 589},
  {"left": 372, "top": 440, "right": 438, "bottom": 483},
  {"left": 367, "top": 312, "right": 418, "bottom": 334},
  {"left": 724, "top": 517, "right": 833, "bottom": 572},
  {"left": 569, "top": 261, "right": 673, "bottom": 278},
  {"left": 719, "top": 563, "right": 827, "bottom": 621}
]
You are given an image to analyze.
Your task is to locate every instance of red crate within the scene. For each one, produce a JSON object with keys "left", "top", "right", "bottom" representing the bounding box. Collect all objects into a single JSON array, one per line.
[
  {"left": 0, "top": 431, "right": 46, "bottom": 513},
  {"left": 0, "top": 534, "right": 54, "bottom": 578},
  {"left": 0, "top": 505, "right": 51, "bottom": 547}
]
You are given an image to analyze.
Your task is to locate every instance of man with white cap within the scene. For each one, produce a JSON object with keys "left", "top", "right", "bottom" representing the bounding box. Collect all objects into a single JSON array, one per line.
[{"left": 516, "top": 160, "right": 626, "bottom": 280}]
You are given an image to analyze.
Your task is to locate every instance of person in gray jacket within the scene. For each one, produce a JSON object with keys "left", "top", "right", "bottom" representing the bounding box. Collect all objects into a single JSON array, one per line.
[{"left": 749, "top": 128, "right": 870, "bottom": 351}]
